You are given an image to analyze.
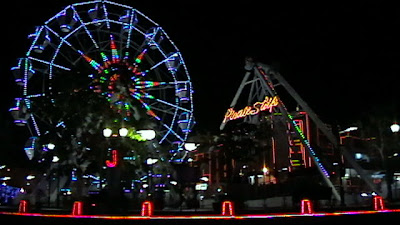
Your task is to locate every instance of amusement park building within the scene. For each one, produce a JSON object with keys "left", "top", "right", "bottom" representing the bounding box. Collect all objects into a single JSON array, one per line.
[{"left": 190, "top": 110, "right": 340, "bottom": 198}]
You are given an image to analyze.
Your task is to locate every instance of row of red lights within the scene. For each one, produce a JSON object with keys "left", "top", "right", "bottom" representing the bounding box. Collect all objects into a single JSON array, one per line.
[{"left": 4, "top": 197, "right": 399, "bottom": 220}]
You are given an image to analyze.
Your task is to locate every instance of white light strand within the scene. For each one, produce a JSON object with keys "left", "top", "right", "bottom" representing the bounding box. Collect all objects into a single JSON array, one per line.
[
  {"left": 26, "top": 26, "right": 44, "bottom": 56},
  {"left": 101, "top": 2, "right": 111, "bottom": 29},
  {"left": 28, "top": 57, "right": 71, "bottom": 71},
  {"left": 71, "top": 6, "right": 99, "bottom": 49},
  {"left": 126, "top": 9, "right": 136, "bottom": 49},
  {"left": 30, "top": 115, "right": 41, "bottom": 137},
  {"left": 23, "top": 59, "right": 29, "bottom": 96}
]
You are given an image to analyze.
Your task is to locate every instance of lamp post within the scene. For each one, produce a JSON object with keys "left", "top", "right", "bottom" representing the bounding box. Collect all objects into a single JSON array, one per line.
[
  {"left": 390, "top": 123, "right": 400, "bottom": 133},
  {"left": 146, "top": 157, "right": 158, "bottom": 198},
  {"left": 386, "top": 122, "right": 400, "bottom": 201}
]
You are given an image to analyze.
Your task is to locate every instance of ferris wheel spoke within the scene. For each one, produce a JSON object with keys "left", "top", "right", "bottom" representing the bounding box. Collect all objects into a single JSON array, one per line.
[
  {"left": 44, "top": 25, "right": 73, "bottom": 48},
  {"left": 148, "top": 106, "right": 176, "bottom": 116},
  {"left": 137, "top": 49, "right": 149, "bottom": 63},
  {"left": 154, "top": 99, "right": 191, "bottom": 113},
  {"left": 144, "top": 81, "right": 185, "bottom": 92},
  {"left": 44, "top": 25, "right": 87, "bottom": 57},
  {"left": 146, "top": 84, "right": 175, "bottom": 92},
  {"left": 101, "top": 2, "right": 111, "bottom": 29},
  {"left": 79, "top": 50, "right": 102, "bottom": 72},
  {"left": 26, "top": 93, "right": 46, "bottom": 99},
  {"left": 159, "top": 123, "right": 184, "bottom": 144},
  {"left": 133, "top": 96, "right": 161, "bottom": 121},
  {"left": 71, "top": 6, "right": 100, "bottom": 49},
  {"left": 125, "top": 9, "right": 137, "bottom": 49},
  {"left": 130, "top": 91, "right": 155, "bottom": 102},
  {"left": 30, "top": 114, "right": 42, "bottom": 137},
  {"left": 133, "top": 81, "right": 168, "bottom": 89},
  {"left": 28, "top": 57, "right": 72, "bottom": 71},
  {"left": 149, "top": 53, "right": 179, "bottom": 71},
  {"left": 43, "top": 25, "right": 89, "bottom": 68}
]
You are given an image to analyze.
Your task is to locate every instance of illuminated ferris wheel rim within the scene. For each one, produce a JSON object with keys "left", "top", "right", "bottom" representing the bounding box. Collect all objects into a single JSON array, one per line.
[
  {"left": 11, "top": 0, "right": 195, "bottom": 150},
  {"left": 27, "top": 1, "right": 184, "bottom": 69}
]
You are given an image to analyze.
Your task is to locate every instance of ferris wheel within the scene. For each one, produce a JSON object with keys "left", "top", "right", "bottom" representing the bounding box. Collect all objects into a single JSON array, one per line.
[{"left": 10, "top": 1, "right": 195, "bottom": 160}]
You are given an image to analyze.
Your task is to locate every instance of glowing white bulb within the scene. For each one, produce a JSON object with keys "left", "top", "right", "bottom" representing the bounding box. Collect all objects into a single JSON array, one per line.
[
  {"left": 103, "top": 128, "right": 112, "bottom": 137},
  {"left": 137, "top": 130, "right": 156, "bottom": 140},
  {"left": 52, "top": 156, "right": 60, "bottom": 163},
  {"left": 391, "top": 123, "right": 400, "bottom": 133},
  {"left": 184, "top": 143, "right": 198, "bottom": 151},
  {"left": 47, "top": 143, "right": 55, "bottom": 150},
  {"left": 146, "top": 158, "right": 158, "bottom": 165},
  {"left": 119, "top": 128, "right": 128, "bottom": 137}
]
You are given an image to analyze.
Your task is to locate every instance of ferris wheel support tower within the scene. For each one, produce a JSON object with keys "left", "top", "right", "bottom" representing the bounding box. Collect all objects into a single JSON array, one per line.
[{"left": 220, "top": 58, "right": 379, "bottom": 202}]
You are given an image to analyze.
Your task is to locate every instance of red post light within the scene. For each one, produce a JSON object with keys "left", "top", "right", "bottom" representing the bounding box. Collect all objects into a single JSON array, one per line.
[
  {"left": 221, "top": 201, "right": 234, "bottom": 216},
  {"left": 18, "top": 200, "right": 29, "bottom": 213},
  {"left": 72, "top": 201, "right": 83, "bottom": 216},
  {"left": 141, "top": 201, "right": 153, "bottom": 217},
  {"left": 301, "top": 199, "right": 313, "bottom": 214},
  {"left": 373, "top": 195, "right": 385, "bottom": 211}
]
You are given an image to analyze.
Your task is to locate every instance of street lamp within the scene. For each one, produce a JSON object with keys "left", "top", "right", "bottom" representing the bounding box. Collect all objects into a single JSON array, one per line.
[
  {"left": 137, "top": 130, "right": 156, "bottom": 140},
  {"left": 119, "top": 127, "right": 129, "bottom": 137},
  {"left": 103, "top": 128, "right": 112, "bottom": 137},
  {"left": 47, "top": 143, "right": 56, "bottom": 150},
  {"left": 184, "top": 142, "right": 198, "bottom": 151},
  {"left": 390, "top": 123, "right": 400, "bottom": 133},
  {"left": 145, "top": 156, "right": 158, "bottom": 197},
  {"left": 262, "top": 166, "right": 269, "bottom": 174},
  {"left": 52, "top": 156, "right": 60, "bottom": 163},
  {"left": 146, "top": 158, "right": 158, "bottom": 165}
]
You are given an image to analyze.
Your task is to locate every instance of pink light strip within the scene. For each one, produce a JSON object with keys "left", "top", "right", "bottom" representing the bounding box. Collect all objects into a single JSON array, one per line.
[{"left": 2, "top": 209, "right": 400, "bottom": 220}]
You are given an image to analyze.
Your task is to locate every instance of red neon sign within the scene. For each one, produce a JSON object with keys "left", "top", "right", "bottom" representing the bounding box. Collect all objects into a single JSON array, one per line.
[
  {"left": 106, "top": 150, "right": 119, "bottom": 168},
  {"left": 223, "top": 96, "right": 279, "bottom": 123}
]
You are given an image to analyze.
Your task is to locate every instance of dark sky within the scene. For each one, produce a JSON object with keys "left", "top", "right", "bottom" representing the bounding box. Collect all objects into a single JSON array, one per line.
[{"left": 1, "top": 1, "right": 400, "bottom": 164}]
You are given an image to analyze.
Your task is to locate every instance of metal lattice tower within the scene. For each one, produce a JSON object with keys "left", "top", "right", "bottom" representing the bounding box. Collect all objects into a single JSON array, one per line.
[{"left": 220, "top": 58, "right": 379, "bottom": 202}]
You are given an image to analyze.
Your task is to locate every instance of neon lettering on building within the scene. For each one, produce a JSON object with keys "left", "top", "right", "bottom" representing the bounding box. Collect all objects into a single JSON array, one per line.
[{"left": 223, "top": 96, "right": 279, "bottom": 123}]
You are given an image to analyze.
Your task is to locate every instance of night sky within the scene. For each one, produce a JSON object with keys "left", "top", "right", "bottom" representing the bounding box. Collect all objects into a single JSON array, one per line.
[{"left": 1, "top": 1, "right": 400, "bottom": 165}]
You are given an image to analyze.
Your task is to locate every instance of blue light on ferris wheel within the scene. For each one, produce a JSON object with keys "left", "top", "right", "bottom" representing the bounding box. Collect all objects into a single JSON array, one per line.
[
  {"left": 57, "top": 7, "right": 78, "bottom": 33},
  {"left": 24, "top": 137, "right": 39, "bottom": 160},
  {"left": 11, "top": 58, "right": 35, "bottom": 86}
]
